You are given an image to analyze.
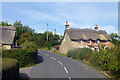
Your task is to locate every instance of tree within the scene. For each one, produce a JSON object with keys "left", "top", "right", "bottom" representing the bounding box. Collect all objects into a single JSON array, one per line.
[
  {"left": 18, "top": 32, "right": 32, "bottom": 45},
  {"left": 0, "top": 21, "right": 12, "bottom": 26},
  {"left": 13, "top": 21, "right": 35, "bottom": 46},
  {"left": 32, "top": 31, "right": 62, "bottom": 49},
  {"left": 109, "top": 33, "right": 120, "bottom": 47},
  {"left": 110, "top": 33, "right": 118, "bottom": 39}
]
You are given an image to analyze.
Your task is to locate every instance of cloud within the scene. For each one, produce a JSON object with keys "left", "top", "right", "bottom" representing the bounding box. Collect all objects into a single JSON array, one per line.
[
  {"left": 36, "top": 29, "right": 45, "bottom": 33},
  {"left": 99, "top": 25, "right": 118, "bottom": 34},
  {"left": 2, "top": 2, "right": 118, "bottom": 35},
  {"left": 67, "top": 21, "right": 118, "bottom": 34},
  {"left": 17, "top": 9, "right": 63, "bottom": 23}
]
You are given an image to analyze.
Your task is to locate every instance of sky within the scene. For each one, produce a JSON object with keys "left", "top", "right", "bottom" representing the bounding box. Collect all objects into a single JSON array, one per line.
[{"left": 2, "top": 2, "right": 118, "bottom": 35}]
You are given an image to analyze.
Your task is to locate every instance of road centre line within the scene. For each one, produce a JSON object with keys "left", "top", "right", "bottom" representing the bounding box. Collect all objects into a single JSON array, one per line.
[
  {"left": 51, "top": 57, "right": 56, "bottom": 60},
  {"left": 45, "top": 54, "right": 49, "bottom": 56},
  {"left": 58, "top": 61, "right": 63, "bottom": 65},
  {"left": 68, "top": 77, "right": 71, "bottom": 80},
  {"left": 64, "top": 67, "right": 68, "bottom": 73}
]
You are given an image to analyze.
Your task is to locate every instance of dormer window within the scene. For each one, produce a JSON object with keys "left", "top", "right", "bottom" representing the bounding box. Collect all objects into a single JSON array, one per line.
[
  {"left": 95, "top": 40, "right": 99, "bottom": 45},
  {"left": 78, "top": 40, "right": 82, "bottom": 44},
  {"left": 87, "top": 40, "right": 91, "bottom": 45}
]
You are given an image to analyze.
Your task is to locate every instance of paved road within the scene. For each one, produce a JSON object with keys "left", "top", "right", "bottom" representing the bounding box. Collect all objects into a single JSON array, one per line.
[{"left": 30, "top": 50, "right": 105, "bottom": 79}]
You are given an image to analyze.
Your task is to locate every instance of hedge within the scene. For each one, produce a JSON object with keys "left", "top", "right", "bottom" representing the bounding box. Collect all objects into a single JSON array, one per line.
[
  {"left": 67, "top": 48, "right": 93, "bottom": 60},
  {"left": 89, "top": 47, "right": 120, "bottom": 79},
  {"left": 2, "top": 49, "right": 38, "bottom": 67},
  {"left": 67, "top": 47, "right": 120, "bottom": 79},
  {"left": 2, "top": 58, "right": 19, "bottom": 80}
]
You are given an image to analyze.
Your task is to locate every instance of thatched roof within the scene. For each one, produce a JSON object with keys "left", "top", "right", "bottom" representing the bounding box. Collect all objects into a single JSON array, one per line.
[
  {"left": 66, "top": 28, "right": 112, "bottom": 41},
  {"left": 0, "top": 26, "right": 16, "bottom": 44}
]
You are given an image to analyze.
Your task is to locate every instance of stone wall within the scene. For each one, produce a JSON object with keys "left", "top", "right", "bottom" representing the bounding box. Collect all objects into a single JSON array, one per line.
[{"left": 59, "top": 33, "right": 72, "bottom": 54}]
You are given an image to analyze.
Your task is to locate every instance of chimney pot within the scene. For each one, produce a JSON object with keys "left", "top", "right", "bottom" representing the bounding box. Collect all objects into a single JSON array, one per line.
[
  {"left": 95, "top": 24, "right": 98, "bottom": 30},
  {"left": 65, "top": 21, "right": 69, "bottom": 30}
]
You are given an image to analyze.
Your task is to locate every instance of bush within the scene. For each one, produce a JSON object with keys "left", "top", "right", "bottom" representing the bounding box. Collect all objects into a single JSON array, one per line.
[
  {"left": 2, "top": 58, "right": 19, "bottom": 80},
  {"left": 67, "top": 47, "right": 120, "bottom": 79},
  {"left": 89, "top": 47, "right": 120, "bottom": 79},
  {"left": 2, "top": 49, "right": 38, "bottom": 67},
  {"left": 67, "top": 48, "right": 93, "bottom": 60},
  {"left": 21, "top": 41, "right": 38, "bottom": 49}
]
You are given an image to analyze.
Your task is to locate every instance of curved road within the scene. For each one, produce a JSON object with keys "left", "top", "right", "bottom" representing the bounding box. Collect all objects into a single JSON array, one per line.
[{"left": 30, "top": 50, "right": 105, "bottom": 79}]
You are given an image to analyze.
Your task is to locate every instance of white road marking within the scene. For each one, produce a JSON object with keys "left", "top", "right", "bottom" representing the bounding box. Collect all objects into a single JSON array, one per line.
[
  {"left": 45, "top": 54, "right": 49, "bottom": 56},
  {"left": 64, "top": 67, "right": 68, "bottom": 73},
  {"left": 68, "top": 77, "right": 71, "bottom": 80},
  {"left": 58, "top": 61, "right": 63, "bottom": 65},
  {"left": 51, "top": 57, "right": 56, "bottom": 60}
]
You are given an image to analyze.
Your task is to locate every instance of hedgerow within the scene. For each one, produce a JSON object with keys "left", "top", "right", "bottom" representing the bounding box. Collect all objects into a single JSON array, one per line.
[
  {"left": 2, "top": 58, "right": 19, "bottom": 80},
  {"left": 2, "top": 49, "right": 38, "bottom": 67},
  {"left": 67, "top": 48, "right": 93, "bottom": 60},
  {"left": 67, "top": 47, "right": 120, "bottom": 79}
]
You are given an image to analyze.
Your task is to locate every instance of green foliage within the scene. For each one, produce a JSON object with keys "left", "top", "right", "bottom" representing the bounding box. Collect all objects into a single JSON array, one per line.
[
  {"left": 111, "top": 38, "right": 120, "bottom": 47},
  {"left": 2, "top": 58, "right": 19, "bottom": 79},
  {"left": 32, "top": 31, "right": 62, "bottom": 49},
  {"left": 21, "top": 41, "right": 37, "bottom": 49},
  {"left": 67, "top": 47, "right": 120, "bottom": 79},
  {"left": 1, "top": 21, "right": 62, "bottom": 49},
  {"left": 18, "top": 32, "right": 32, "bottom": 45},
  {"left": 110, "top": 33, "right": 118, "bottom": 39},
  {"left": 90, "top": 47, "right": 120, "bottom": 79},
  {"left": 89, "top": 50, "right": 111, "bottom": 71},
  {"left": 2, "top": 49, "right": 38, "bottom": 67},
  {"left": 109, "top": 33, "right": 120, "bottom": 47},
  {"left": 13, "top": 21, "right": 35, "bottom": 46},
  {"left": 0, "top": 21, "right": 12, "bottom": 26},
  {"left": 67, "top": 48, "right": 93, "bottom": 60}
]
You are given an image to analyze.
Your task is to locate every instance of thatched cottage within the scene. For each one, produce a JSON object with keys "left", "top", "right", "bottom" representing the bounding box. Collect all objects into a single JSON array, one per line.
[
  {"left": 0, "top": 26, "right": 16, "bottom": 49},
  {"left": 59, "top": 21, "right": 113, "bottom": 54}
]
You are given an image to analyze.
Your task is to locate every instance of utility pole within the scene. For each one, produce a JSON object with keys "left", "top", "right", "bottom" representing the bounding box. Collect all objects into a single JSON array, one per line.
[
  {"left": 47, "top": 23, "right": 48, "bottom": 41},
  {"left": 54, "top": 28, "right": 56, "bottom": 35}
]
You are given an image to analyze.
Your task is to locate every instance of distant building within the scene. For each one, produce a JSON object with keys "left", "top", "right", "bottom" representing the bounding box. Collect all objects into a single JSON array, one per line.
[
  {"left": 59, "top": 21, "right": 114, "bottom": 54},
  {"left": 0, "top": 26, "right": 16, "bottom": 49}
]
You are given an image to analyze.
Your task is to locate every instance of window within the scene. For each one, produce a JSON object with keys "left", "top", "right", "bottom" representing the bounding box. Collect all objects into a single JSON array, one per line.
[
  {"left": 104, "top": 47, "right": 108, "bottom": 50},
  {"left": 95, "top": 47, "right": 99, "bottom": 52},
  {"left": 106, "top": 41, "right": 108, "bottom": 44},
  {"left": 78, "top": 40, "right": 82, "bottom": 44},
  {"left": 87, "top": 40, "right": 91, "bottom": 44},
  {"left": 95, "top": 40, "right": 99, "bottom": 45}
]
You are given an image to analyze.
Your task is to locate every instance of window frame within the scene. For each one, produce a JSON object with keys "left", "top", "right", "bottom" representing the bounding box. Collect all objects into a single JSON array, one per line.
[
  {"left": 87, "top": 40, "right": 91, "bottom": 45},
  {"left": 106, "top": 40, "right": 108, "bottom": 44},
  {"left": 95, "top": 40, "right": 99, "bottom": 45},
  {"left": 78, "top": 40, "right": 82, "bottom": 44}
]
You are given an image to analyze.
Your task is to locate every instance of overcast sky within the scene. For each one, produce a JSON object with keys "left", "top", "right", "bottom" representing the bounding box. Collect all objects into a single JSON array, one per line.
[{"left": 2, "top": 2, "right": 118, "bottom": 35}]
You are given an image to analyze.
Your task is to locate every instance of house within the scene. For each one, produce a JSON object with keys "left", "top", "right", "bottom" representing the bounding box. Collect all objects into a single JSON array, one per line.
[
  {"left": 59, "top": 21, "right": 113, "bottom": 54},
  {"left": 0, "top": 26, "right": 16, "bottom": 49}
]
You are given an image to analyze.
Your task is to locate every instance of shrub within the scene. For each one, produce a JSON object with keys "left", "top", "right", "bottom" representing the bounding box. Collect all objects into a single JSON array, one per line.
[
  {"left": 21, "top": 41, "right": 38, "bottom": 49},
  {"left": 67, "top": 47, "right": 120, "bottom": 79},
  {"left": 107, "top": 47, "right": 120, "bottom": 79},
  {"left": 67, "top": 48, "right": 93, "bottom": 60},
  {"left": 89, "top": 47, "right": 120, "bottom": 79},
  {"left": 2, "top": 49, "right": 38, "bottom": 67},
  {"left": 2, "top": 58, "right": 19, "bottom": 80}
]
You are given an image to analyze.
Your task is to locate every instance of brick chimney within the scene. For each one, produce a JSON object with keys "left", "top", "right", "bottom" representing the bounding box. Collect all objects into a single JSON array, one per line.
[
  {"left": 94, "top": 25, "right": 98, "bottom": 30},
  {"left": 65, "top": 21, "right": 69, "bottom": 30}
]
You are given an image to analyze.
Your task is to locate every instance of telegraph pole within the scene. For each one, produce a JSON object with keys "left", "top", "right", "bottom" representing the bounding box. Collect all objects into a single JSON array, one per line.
[
  {"left": 54, "top": 28, "right": 56, "bottom": 35},
  {"left": 47, "top": 23, "right": 48, "bottom": 41}
]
